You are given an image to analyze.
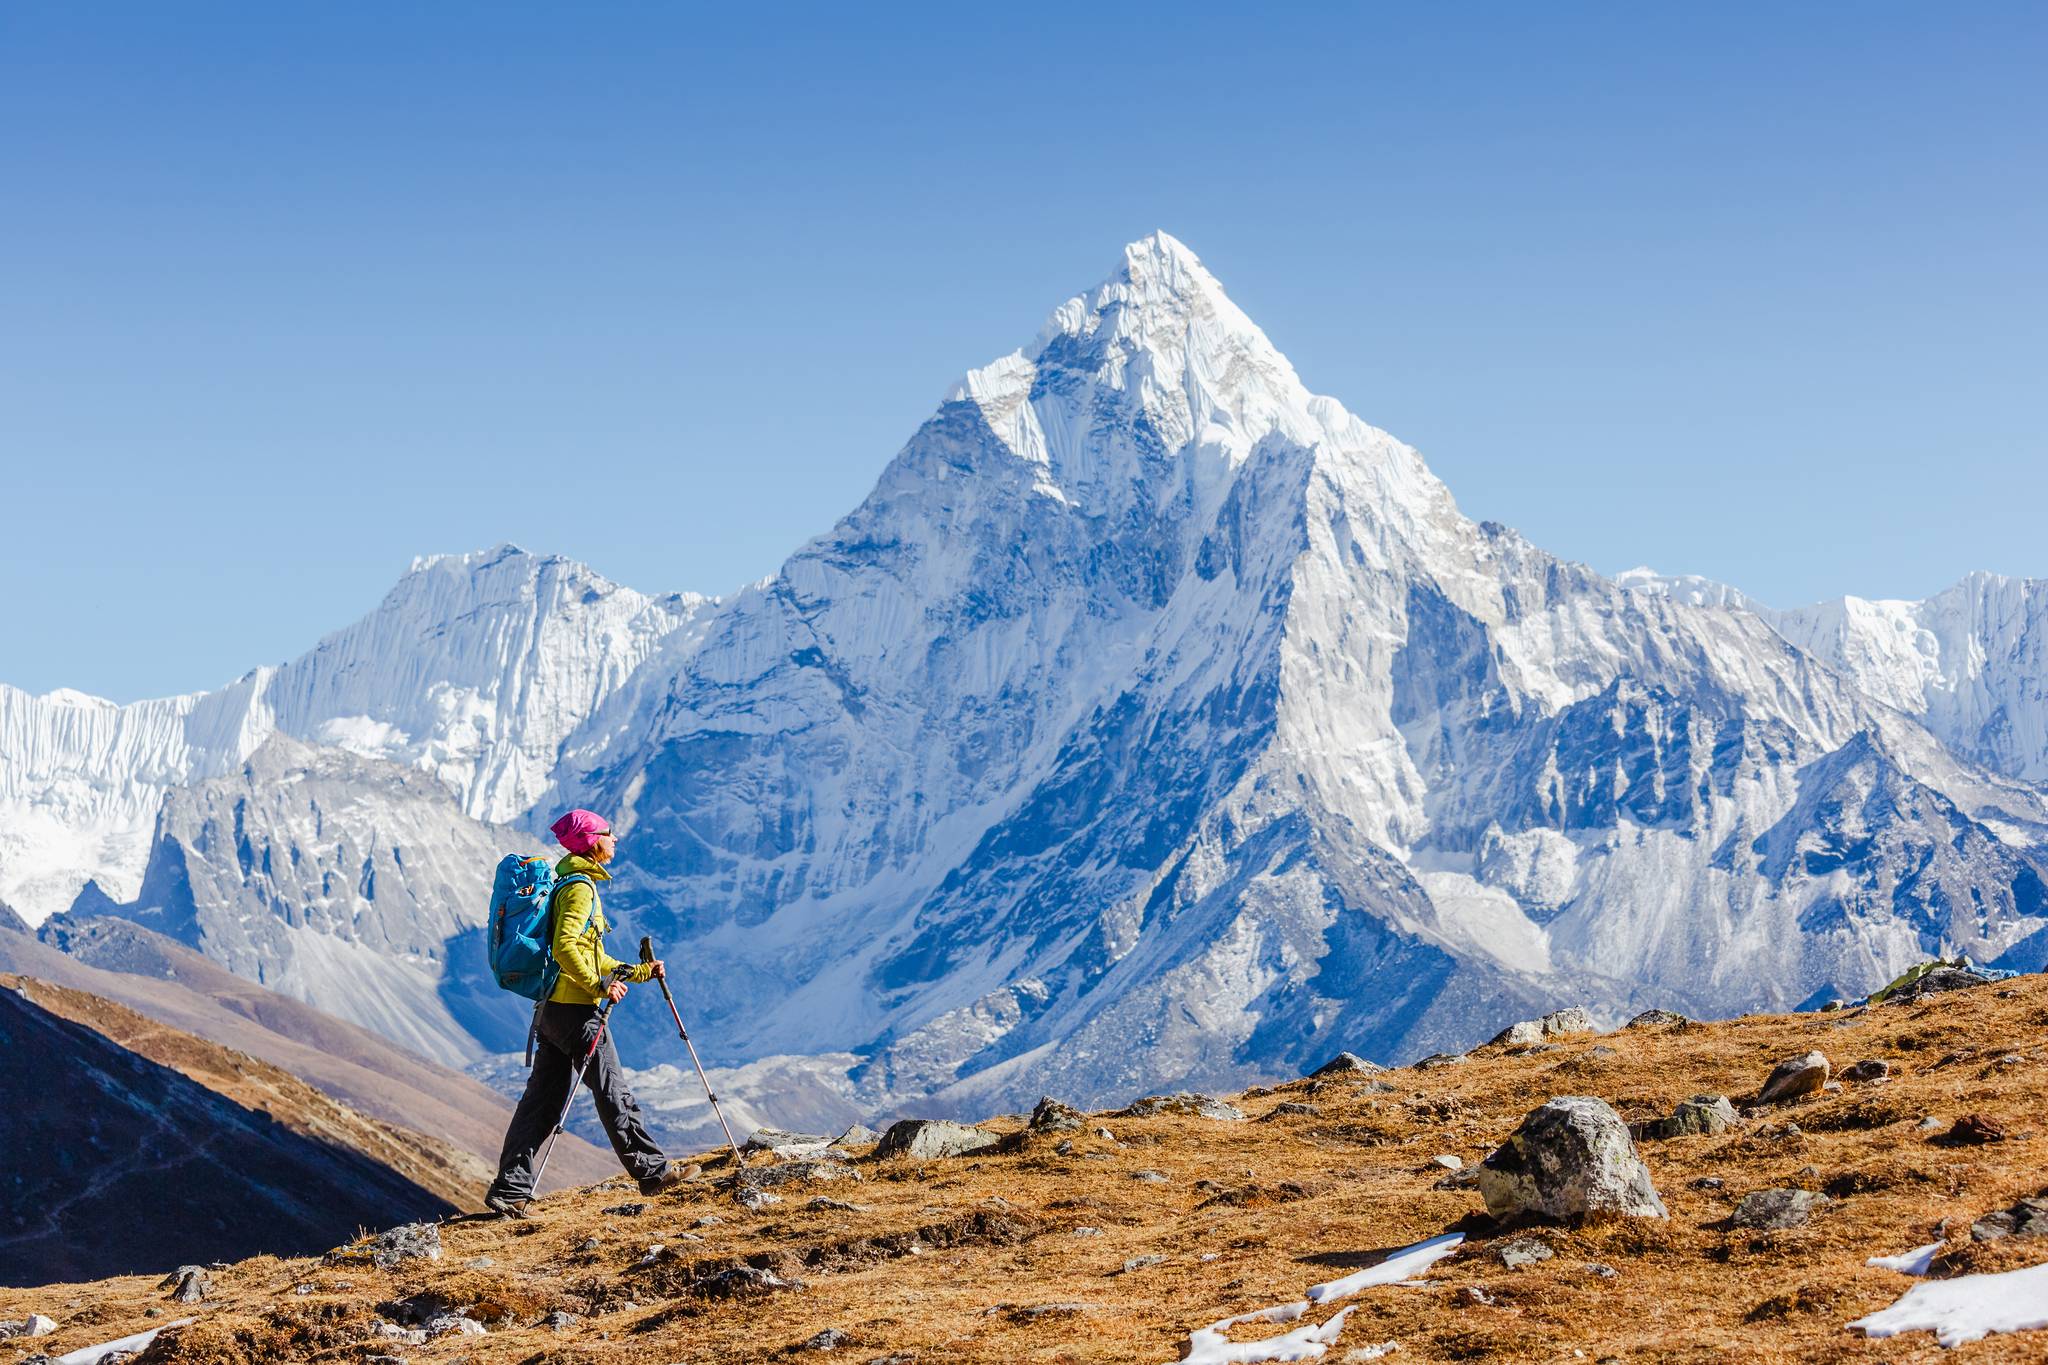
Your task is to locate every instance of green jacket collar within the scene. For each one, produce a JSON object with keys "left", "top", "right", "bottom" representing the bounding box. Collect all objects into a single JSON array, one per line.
[{"left": 555, "top": 854, "right": 612, "bottom": 881}]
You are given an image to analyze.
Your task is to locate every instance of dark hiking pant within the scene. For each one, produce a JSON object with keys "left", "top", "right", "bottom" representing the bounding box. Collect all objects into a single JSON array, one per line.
[{"left": 488, "top": 1000, "right": 666, "bottom": 1201}]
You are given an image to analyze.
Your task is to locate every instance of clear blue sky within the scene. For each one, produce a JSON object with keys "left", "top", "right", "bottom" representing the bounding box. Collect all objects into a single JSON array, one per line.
[{"left": 4, "top": 3, "right": 2043, "bottom": 701}]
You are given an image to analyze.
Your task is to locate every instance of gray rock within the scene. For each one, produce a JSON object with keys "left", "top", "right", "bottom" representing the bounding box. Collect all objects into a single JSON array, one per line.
[
  {"left": 1730, "top": 1188, "right": 1830, "bottom": 1230},
  {"left": 874, "top": 1118, "right": 1000, "bottom": 1159},
  {"left": 1970, "top": 1196, "right": 2048, "bottom": 1241},
  {"left": 1431, "top": 1154, "right": 1464, "bottom": 1170},
  {"left": 600, "top": 1201, "right": 648, "bottom": 1216},
  {"left": 1311, "top": 1052, "right": 1383, "bottom": 1077},
  {"left": 1266, "top": 1102, "right": 1322, "bottom": 1119},
  {"left": 1120, "top": 1254, "right": 1166, "bottom": 1273},
  {"left": 1626, "top": 1009, "right": 1690, "bottom": 1029},
  {"left": 1114, "top": 1093, "right": 1246, "bottom": 1121},
  {"left": 372, "top": 1321, "right": 429, "bottom": 1345},
  {"left": 832, "top": 1123, "right": 882, "bottom": 1148},
  {"left": 1028, "top": 1097, "right": 1086, "bottom": 1133},
  {"left": 802, "top": 1327, "right": 850, "bottom": 1349},
  {"left": 743, "top": 1127, "right": 834, "bottom": 1158},
  {"left": 543, "top": 1310, "right": 580, "bottom": 1331},
  {"left": 365, "top": 1222, "right": 441, "bottom": 1269},
  {"left": 1584, "top": 1262, "right": 1620, "bottom": 1279},
  {"left": 1494, "top": 1235, "right": 1553, "bottom": 1269},
  {"left": 734, "top": 1187, "right": 783, "bottom": 1211},
  {"left": 422, "top": 1313, "right": 486, "bottom": 1337},
  {"left": 1434, "top": 1165, "right": 1482, "bottom": 1190},
  {"left": 1876, "top": 966, "right": 1992, "bottom": 1003},
  {"left": 1756, "top": 1051, "right": 1830, "bottom": 1103},
  {"left": 1842, "top": 1059, "right": 1891, "bottom": 1083},
  {"left": 1072, "top": 1226, "right": 1100, "bottom": 1237},
  {"left": 742, "top": 1158, "right": 859, "bottom": 1188},
  {"left": 691, "top": 1265, "right": 804, "bottom": 1299},
  {"left": 1413, "top": 1052, "right": 1467, "bottom": 1070},
  {"left": 807, "top": 1197, "right": 867, "bottom": 1212},
  {"left": 1490, "top": 1006, "right": 1597, "bottom": 1047},
  {"left": 0, "top": 1317, "right": 57, "bottom": 1340},
  {"left": 1635, "top": 1094, "right": 1738, "bottom": 1140},
  {"left": 160, "top": 1266, "right": 211, "bottom": 1303},
  {"left": 576, "top": 1237, "right": 602, "bottom": 1252},
  {"left": 1131, "top": 1169, "right": 1170, "bottom": 1183},
  {"left": 1477, "top": 1096, "right": 1666, "bottom": 1222}
]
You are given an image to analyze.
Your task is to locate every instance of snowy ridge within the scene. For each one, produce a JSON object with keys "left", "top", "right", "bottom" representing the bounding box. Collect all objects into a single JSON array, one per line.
[{"left": 10, "top": 233, "right": 2048, "bottom": 1123}]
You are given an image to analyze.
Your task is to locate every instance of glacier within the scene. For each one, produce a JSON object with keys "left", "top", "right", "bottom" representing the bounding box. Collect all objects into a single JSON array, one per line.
[{"left": 8, "top": 231, "right": 2047, "bottom": 1129}]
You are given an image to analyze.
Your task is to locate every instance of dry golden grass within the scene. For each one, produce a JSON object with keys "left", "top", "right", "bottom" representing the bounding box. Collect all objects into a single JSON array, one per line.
[{"left": 6, "top": 976, "right": 2047, "bottom": 1364}]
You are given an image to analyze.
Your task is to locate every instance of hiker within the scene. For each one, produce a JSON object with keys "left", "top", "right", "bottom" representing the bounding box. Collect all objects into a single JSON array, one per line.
[{"left": 485, "top": 809, "right": 689, "bottom": 1215}]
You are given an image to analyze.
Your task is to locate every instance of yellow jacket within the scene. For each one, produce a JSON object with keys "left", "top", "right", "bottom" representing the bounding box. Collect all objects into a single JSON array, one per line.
[{"left": 548, "top": 854, "right": 655, "bottom": 1005}]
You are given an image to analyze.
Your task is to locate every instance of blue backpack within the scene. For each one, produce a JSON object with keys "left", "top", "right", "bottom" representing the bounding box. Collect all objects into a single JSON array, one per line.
[{"left": 487, "top": 854, "right": 592, "bottom": 1001}]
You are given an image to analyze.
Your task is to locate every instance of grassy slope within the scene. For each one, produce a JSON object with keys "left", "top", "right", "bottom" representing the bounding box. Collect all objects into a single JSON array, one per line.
[{"left": 4, "top": 976, "right": 2045, "bottom": 1364}]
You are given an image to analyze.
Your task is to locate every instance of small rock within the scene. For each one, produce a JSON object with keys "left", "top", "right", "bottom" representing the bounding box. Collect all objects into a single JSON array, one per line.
[
  {"left": 1692, "top": 1176, "right": 1725, "bottom": 1191},
  {"left": 1757, "top": 1052, "right": 1830, "bottom": 1103},
  {"left": 1114, "top": 1093, "right": 1247, "bottom": 1121},
  {"left": 1312, "top": 1051, "right": 1383, "bottom": 1077},
  {"left": 1494, "top": 1235, "right": 1553, "bottom": 1269},
  {"left": 1120, "top": 1254, "right": 1166, "bottom": 1273},
  {"left": 695, "top": 1214, "right": 724, "bottom": 1226},
  {"left": 1094, "top": 1126, "right": 1117, "bottom": 1141},
  {"left": 743, "top": 1127, "right": 834, "bottom": 1158},
  {"left": 1940, "top": 1114, "right": 2009, "bottom": 1145},
  {"left": 422, "top": 1313, "right": 486, "bottom": 1337},
  {"left": 1072, "top": 1226, "right": 1101, "bottom": 1237},
  {"left": 1413, "top": 1052, "right": 1467, "bottom": 1070},
  {"left": 1431, "top": 1154, "right": 1464, "bottom": 1170},
  {"left": 691, "top": 1265, "right": 804, "bottom": 1300},
  {"left": 1634, "top": 1094, "right": 1737, "bottom": 1141},
  {"left": 1131, "top": 1169, "right": 1170, "bottom": 1184},
  {"left": 292, "top": 1284, "right": 315, "bottom": 1296},
  {"left": 600, "top": 1201, "right": 648, "bottom": 1216},
  {"left": 807, "top": 1197, "right": 866, "bottom": 1213},
  {"left": 543, "top": 1310, "right": 580, "bottom": 1331},
  {"left": 1433, "top": 1165, "right": 1482, "bottom": 1190},
  {"left": 1266, "top": 1102, "right": 1322, "bottom": 1119},
  {"left": 1842, "top": 1060, "right": 1891, "bottom": 1083},
  {"left": 1625, "top": 1009, "right": 1690, "bottom": 1029},
  {"left": 1478, "top": 1095, "right": 1666, "bottom": 1222},
  {"left": 1490, "top": 1006, "right": 1597, "bottom": 1047},
  {"left": 465, "top": 1256, "right": 494, "bottom": 1269},
  {"left": 0, "top": 1317, "right": 57, "bottom": 1340},
  {"left": 801, "top": 1327, "right": 850, "bottom": 1350},
  {"left": 1730, "top": 1188, "right": 1830, "bottom": 1230},
  {"left": 365, "top": 1221, "right": 441, "bottom": 1269},
  {"left": 832, "top": 1123, "right": 882, "bottom": 1148},
  {"left": 742, "top": 1158, "right": 859, "bottom": 1189},
  {"left": 638, "top": 1244, "right": 667, "bottom": 1266},
  {"left": 160, "top": 1265, "right": 211, "bottom": 1303},
  {"left": 734, "top": 1187, "right": 783, "bottom": 1211},
  {"left": 874, "top": 1118, "right": 1001, "bottom": 1159},
  {"left": 1456, "top": 1286, "right": 1497, "bottom": 1307},
  {"left": 1584, "top": 1262, "right": 1619, "bottom": 1279},
  {"left": 372, "top": 1321, "right": 429, "bottom": 1345},
  {"left": 576, "top": 1237, "right": 602, "bottom": 1252},
  {"left": 1027, "top": 1096, "right": 1087, "bottom": 1133},
  {"left": 1970, "top": 1196, "right": 2048, "bottom": 1242},
  {"left": 1916, "top": 1116, "right": 1945, "bottom": 1132}
]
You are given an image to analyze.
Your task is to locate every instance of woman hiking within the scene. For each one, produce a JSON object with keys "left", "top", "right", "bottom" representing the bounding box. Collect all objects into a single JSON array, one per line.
[{"left": 485, "top": 808, "right": 691, "bottom": 1216}]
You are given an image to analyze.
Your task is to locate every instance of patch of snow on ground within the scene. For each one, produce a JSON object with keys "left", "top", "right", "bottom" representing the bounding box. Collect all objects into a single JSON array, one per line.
[
  {"left": 1866, "top": 1240, "right": 1944, "bottom": 1276},
  {"left": 1306, "top": 1234, "right": 1464, "bottom": 1304},
  {"left": 1176, "top": 1301, "right": 1354, "bottom": 1364},
  {"left": 1849, "top": 1260, "right": 2048, "bottom": 1347},
  {"left": 56, "top": 1318, "right": 195, "bottom": 1364}
]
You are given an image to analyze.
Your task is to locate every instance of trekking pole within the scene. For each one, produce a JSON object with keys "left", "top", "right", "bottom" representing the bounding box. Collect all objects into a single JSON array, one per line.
[
  {"left": 641, "top": 936, "right": 746, "bottom": 1170},
  {"left": 530, "top": 962, "right": 633, "bottom": 1196}
]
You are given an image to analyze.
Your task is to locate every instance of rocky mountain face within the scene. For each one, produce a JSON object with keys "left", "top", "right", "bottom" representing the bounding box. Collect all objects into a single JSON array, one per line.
[{"left": 8, "top": 233, "right": 2048, "bottom": 1131}]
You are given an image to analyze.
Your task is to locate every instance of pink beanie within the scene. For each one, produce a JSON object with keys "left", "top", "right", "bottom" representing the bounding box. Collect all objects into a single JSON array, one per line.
[{"left": 550, "top": 808, "right": 612, "bottom": 856}]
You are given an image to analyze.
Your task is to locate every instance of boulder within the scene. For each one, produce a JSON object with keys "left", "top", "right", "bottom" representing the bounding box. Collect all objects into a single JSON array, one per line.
[
  {"left": 874, "top": 1119, "right": 1000, "bottom": 1160},
  {"left": 1028, "top": 1097, "right": 1087, "bottom": 1133},
  {"left": 1311, "top": 1052, "right": 1383, "bottom": 1077},
  {"left": 831, "top": 1123, "right": 882, "bottom": 1148},
  {"left": 0, "top": 1317, "right": 56, "bottom": 1340},
  {"left": 1625, "top": 1009, "right": 1690, "bottom": 1029},
  {"left": 1756, "top": 1051, "right": 1830, "bottom": 1103},
  {"left": 1413, "top": 1052, "right": 1467, "bottom": 1070},
  {"left": 1477, "top": 1096, "right": 1666, "bottom": 1222},
  {"left": 1939, "top": 1113, "right": 2009, "bottom": 1146},
  {"left": 1113, "top": 1093, "right": 1246, "bottom": 1121},
  {"left": 1490, "top": 1006, "right": 1597, "bottom": 1047},
  {"left": 1729, "top": 1188, "right": 1829, "bottom": 1230},
  {"left": 160, "top": 1266, "right": 211, "bottom": 1303},
  {"left": 1873, "top": 965, "right": 1993, "bottom": 1004},
  {"left": 743, "top": 1127, "right": 833, "bottom": 1158}
]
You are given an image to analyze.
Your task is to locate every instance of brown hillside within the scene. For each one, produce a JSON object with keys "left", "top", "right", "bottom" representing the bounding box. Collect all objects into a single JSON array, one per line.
[
  {"left": 0, "top": 921, "right": 614, "bottom": 1189},
  {"left": 4, "top": 974, "right": 2045, "bottom": 1363},
  {"left": 2, "top": 973, "right": 488, "bottom": 1209}
]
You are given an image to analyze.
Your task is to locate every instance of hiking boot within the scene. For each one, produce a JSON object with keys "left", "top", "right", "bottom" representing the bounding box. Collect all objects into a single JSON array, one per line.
[
  {"left": 484, "top": 1191, "right": 532, "bottom": 1219},
  {"left": 637, "top": 1161, "right": 700, "bottom": 1196}
]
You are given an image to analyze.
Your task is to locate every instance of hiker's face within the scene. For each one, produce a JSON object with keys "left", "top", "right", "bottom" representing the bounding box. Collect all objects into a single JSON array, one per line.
[{"left": 590, "top": 832, "right": 617, "bottom": 864}]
